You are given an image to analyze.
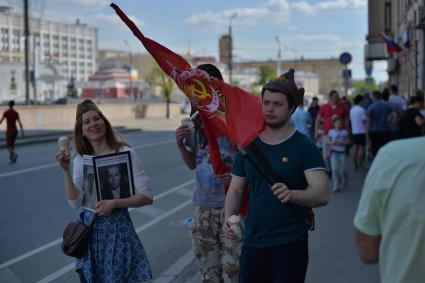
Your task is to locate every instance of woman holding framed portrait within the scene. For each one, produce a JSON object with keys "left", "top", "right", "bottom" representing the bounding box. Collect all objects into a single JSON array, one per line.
[{"left": 56, "top": 100, "right": 153, "bottom": 283}]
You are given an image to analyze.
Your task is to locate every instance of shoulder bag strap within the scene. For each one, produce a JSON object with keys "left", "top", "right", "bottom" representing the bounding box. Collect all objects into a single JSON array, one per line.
[{"left": 247, "top": 142, "right": 315, "bottom": 231}]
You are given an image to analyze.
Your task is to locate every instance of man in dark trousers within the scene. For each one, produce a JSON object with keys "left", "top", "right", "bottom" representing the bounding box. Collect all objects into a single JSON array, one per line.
[
  {"left": 223, "top": 69, "right": 330, "bottom": 283},
  {"left": 1, "top": 100, "right": 24, "bottom": 163}
]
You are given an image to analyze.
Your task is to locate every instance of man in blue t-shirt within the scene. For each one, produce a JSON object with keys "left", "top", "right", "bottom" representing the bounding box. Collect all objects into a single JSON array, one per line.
[
  {"left": 223, "top": 69, "right": 330, "bottom": 283},
  {"left": 366, "top": 90, "right": 396, "bottom": 157}
]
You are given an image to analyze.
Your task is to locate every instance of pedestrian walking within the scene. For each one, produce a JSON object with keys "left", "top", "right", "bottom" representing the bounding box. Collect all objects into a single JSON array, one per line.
[
  {"left": 0, "top": 100, "right": 24, "bottom": 164},
  {"left": 366, "top": 90, "right": 396, "bottom": 157},
  {"left": 175, "top": 64, "right": 244, "bottom": 283},
  {"left": 354, "top": 136, "right": 425, "bottom": 283},
  {"left": 223, "top": 69, "right": 330, "bottom": 283},
  {"left": 361, "top": 92, "right": 373, "bottom": 110},
  {"left": 308, "top": 96, "right": 320, "bottom": 138},
  {"left": 350, "top": 94, "right": 367, "bottom": 169},
  {"left": 315, "top": 90, "right": 349, "bottom": 171},
  {"left": 55, "top": 100, "right": 153, "bottom": 283},
  {"left": 399, "top": 95, "right": 424, "bottom": 139},
  {"left": 388, "top": 84, "right": 407, "bottom": 121},
  {"left": 328, "top": 116, "right": 349, "bottom": 192},
  {"left": 291, "top": 99, "right": 312, "bottom": 137}
]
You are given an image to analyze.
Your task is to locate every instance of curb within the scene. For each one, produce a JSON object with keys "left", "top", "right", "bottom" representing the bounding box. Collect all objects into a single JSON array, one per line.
[{"left": 0, "top": 127, "right": 141, "bottom": 149}]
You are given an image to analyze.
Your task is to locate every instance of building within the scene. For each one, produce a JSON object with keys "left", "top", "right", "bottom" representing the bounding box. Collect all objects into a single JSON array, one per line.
[
  {"left": 0, "top": 7, "right": 97, "bottom": 102},
  {"left": 219, "top": 34, "right": 231, "bottom": 65},
  {"left": 81, "top": 68, "right": 140, "bottom": 100},
  {"left": 366, "top": 0, "right": 425, "bottom": 97},
  {"left": 234, "top": 58, "right": 343, "bottom": 95}
]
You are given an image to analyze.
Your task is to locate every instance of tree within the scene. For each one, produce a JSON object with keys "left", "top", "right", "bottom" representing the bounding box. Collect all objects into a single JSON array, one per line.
[
  {"left": 257, "top": 65, "right": 276, "bottom": 85},
  {"left": 352, "top": 78, "right": 378, "bottom": 95},
  {"left": 146, "top": 65, "right": 175, "bottom": 119}
]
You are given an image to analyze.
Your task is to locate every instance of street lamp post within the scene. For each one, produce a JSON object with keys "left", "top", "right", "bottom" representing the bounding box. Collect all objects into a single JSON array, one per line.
[
  {"left": 124, "top": 39, "right": 134, "bottom": 100},
  {"left": 275, "top": 36, "right": 282, "bottom": 75},
  {"left": 24, "top": 0, "right": 30, "bottom": 105},
  {"left": 228, "top": 12, "right": 237, "bottom": 84}
]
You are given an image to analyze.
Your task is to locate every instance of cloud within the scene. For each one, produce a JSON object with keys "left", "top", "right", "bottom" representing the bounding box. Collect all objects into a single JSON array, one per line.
[
  {"left": 291, "top": 0, "right": 366, "bottom": 15},
  {"left": 185, "top": 0, "right": 290, "bottom": 28},
  {"left": 294, "top": 34, "right": 342, "bottom": 42},
  {"left": 69, "top": 0, "right": 111, "bottom": 8},
  {"left": 92, "top": 13, "right": 142, "bottom": 28},
  {"left": 291, "top": 2, "right": 315, "bottom": 15}
]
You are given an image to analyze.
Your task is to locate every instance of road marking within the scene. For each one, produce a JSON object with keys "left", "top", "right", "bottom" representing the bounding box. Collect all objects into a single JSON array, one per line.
[
  {"left": 0, "top": 178, "right": 193, "bottom": 270},
  {"left": 0, "top": 239, "right": 63, "bottom": 271},
  {"left": 36, "top": 264, "right": 74, "bottom": 283},
  {"left": 36, "top": 199, "right": 192, "bottom": 283},
  {"left": 151, "top": 250, "right": 195, "bottom": 283},
  {"left": 0, "top": 139, "right": 175, "bottom": 179}
]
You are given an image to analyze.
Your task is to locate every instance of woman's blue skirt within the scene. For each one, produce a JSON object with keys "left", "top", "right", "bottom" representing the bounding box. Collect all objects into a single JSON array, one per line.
[{"left": 76, "top": 208, "right": 152, "bottom": 283}]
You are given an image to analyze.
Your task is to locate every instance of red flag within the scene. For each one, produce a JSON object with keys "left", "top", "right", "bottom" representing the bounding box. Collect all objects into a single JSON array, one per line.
[{"left": 111, "top": 3, "right": 264, "bottom": 174}]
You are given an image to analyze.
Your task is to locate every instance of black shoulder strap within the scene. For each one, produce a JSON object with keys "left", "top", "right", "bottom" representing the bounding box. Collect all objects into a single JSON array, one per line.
[
  {"left": 247, "top": 142, "right": 315, "bottom": 231},
  {"left": 249, "top": 142, "right": 283, "bottom": 184}
]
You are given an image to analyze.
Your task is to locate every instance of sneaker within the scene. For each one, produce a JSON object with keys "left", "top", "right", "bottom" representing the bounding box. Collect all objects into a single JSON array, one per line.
[{"left": 11, "top": 154, "right": 18, "bottom": 164}]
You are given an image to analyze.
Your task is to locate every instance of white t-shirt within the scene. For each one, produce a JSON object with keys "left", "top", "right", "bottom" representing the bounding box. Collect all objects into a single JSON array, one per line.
[
  {"left": 328, "top": 129, "right": 348, "bottom": 152},
  {"left": 69, "top": 146, "right": 153, "bottom": 208},
  {"left": 350, "top": 105, "right": 367, "bottom": 134}
]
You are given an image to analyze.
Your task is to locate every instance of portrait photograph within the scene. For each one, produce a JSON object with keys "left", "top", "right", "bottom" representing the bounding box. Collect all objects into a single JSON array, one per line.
[
  {"left": 82, "top": 163, "right": 97, "bottom": 209},
  {"left": 93, "top": 151, "right": 135, "bottom": 201}
]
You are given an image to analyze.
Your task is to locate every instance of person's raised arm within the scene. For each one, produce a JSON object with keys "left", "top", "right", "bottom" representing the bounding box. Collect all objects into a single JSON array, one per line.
[
  {"left": 56, "top": 151, "right": 81, "bottom": 204},
  {"left": 175, "top": 125, "right": 196, "bottom": 169}
]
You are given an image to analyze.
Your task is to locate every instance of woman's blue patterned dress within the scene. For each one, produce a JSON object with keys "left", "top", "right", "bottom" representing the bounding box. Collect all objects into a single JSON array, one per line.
[{"left": 76, "top": 208, "right": 152, "bottom": 283}]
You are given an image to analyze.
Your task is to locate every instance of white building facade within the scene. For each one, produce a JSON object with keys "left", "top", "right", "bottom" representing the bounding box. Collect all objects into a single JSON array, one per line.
[{"left": 0, "top": 11, "right": 97, "bottom": 103}]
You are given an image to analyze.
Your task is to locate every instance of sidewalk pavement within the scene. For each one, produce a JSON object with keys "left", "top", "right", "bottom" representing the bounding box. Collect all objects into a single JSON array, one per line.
[{"left": 0, "top": 114, "right": 186, "bottom": 148}]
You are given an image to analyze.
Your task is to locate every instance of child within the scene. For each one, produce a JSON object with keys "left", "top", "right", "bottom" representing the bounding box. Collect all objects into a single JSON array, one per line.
[
  {"left": 328, "top": 116, "right": 349, "bottom": 192},
  {"left": 315, "top": 119, "right": 324, "bottom": 151}
]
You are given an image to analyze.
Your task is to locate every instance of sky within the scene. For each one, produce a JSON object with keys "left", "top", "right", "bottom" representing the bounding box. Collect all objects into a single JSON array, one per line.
[{"left": 38, "top": 0, "right": 387, "bottom": 82}]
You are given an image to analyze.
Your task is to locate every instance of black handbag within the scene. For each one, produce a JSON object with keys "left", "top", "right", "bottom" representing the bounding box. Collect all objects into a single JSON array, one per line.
[{"left": 62, "top": 215, "right": 97, "bottom": 258}]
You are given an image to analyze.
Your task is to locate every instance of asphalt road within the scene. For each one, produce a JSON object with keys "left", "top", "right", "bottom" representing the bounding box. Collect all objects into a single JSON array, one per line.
[{"left": 0, "top": 129, "right": 380, "bottom": 283}]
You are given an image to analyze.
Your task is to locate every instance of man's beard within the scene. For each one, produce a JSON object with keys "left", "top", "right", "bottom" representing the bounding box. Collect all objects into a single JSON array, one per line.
[{"left": 266, "top": 116, "right": 290, "bottom": 130}]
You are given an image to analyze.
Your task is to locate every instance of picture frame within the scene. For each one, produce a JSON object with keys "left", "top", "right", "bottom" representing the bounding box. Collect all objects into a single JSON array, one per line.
[
  {"left": 93, "top": 151, "right": 135, "bottom": 201},
  {"left": 81, "top": 155, "right": 97, "bottom": 210}
]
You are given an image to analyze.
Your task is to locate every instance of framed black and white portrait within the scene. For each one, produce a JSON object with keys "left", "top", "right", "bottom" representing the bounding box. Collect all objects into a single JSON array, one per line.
[{"left": 93, "top": 151, "right": 135, "bottom": 201}]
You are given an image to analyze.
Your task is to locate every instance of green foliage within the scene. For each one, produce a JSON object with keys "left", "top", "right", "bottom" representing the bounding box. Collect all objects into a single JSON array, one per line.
[
  {"left": 146, "top": 64, "right": 176, "bottom": 118},
  {"left": 146, "top": 65, "right": 174, "bottom": 101},
  {"left": 257, "top": 65, "right": 276, "bottom": 85},
  {"left": 352, "top": 78, "right": 378, "bottom": 94}
]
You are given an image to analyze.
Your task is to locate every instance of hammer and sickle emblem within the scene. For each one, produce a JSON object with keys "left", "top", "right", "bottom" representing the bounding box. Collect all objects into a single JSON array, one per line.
[{"left": 189, "top": 79, "right": 211, "bottom": 100}]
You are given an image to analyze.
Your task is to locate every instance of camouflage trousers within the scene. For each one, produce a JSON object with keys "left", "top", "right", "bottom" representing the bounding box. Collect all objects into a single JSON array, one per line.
[{"left": 192, "top": 207, "right": 243, "bottom": 283}]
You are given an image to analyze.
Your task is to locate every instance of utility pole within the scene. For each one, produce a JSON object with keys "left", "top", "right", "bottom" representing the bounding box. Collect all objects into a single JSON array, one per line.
[
  {"left": 275, "top": 36, "right": 282, "bottom": 75},
  {"left": 228, "top": 12, "right": 237, "bottom": 84},
  {"left": 24, "top": 0, "right": 30, "bottom": 104},
  {"left": 124, "top": 39, "right": 134, "bottom": 100}
]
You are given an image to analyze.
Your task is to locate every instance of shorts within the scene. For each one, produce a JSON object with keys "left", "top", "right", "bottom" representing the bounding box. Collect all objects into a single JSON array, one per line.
[
  {"left": 351, "top": 134, "right": 366, "bottom": 146},
  {"left": 6, "top": 131, "right": 18, "bottom": 148}
]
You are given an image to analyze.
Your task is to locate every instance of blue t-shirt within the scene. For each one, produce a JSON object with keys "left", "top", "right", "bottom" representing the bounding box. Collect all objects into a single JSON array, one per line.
[
  {"left": 188, "top": 129, "right": 235, "bottom": 207},
  {"left": 232, "top": 131, "right": 326, "bottom": 248},
  {"left": 291, "top": 108, "right": 312, "bottom": 137},
  {"left": 367, "top": 101, "right": 394, "bottom": 132}
]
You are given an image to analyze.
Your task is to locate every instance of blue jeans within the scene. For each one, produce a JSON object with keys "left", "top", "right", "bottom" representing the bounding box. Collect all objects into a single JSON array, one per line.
[{"left": 239, "top": 237, "right": 309, "bottom": 283}]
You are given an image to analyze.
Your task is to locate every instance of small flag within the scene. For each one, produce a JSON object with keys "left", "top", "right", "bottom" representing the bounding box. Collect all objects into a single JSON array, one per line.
[{"left": 380, "top": 32, "right": 403, "bottom": 57}]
